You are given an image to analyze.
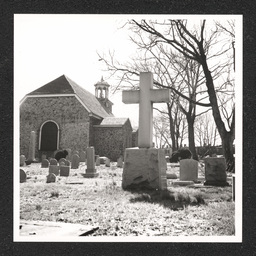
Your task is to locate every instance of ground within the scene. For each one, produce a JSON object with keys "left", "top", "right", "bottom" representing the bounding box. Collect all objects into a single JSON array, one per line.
[{"left": 19, "top": 161, "right": 235, "bottom": 237}]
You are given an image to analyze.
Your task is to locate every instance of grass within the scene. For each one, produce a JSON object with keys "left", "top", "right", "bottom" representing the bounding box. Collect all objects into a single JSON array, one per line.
[{"left": 19, "top": 163, "right": 235, "bottom": 236}]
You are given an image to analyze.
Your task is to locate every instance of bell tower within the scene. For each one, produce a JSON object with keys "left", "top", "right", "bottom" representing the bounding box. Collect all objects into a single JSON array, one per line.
[{"left": 94, "top": 77, "right": 113, "bottom": 115}]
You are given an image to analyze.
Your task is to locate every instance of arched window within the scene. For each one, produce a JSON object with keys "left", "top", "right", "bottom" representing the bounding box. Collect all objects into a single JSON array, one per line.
[{"left": 39, "top": 121, "right": 59, "bottom": 151}]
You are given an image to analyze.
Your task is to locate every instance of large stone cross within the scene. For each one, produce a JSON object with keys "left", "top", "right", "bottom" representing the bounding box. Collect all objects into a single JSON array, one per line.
[{"left": 122, "top": 72, "right": 171, "bottom": 148}]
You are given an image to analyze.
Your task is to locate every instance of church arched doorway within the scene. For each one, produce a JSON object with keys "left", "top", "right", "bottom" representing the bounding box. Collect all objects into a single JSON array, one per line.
[{"left": 39, "top": 121, "right": 59, "bottom": 151}]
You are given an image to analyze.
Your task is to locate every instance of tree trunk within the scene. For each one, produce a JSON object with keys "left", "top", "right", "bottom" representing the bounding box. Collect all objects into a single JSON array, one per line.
[
  {"left": 187, "top": 117, "right": 199, "bottom": 161},
  {"left": 167, "top": 104, "right": 177, "bottom": 152},
  {"left": 221, "top": 132, "right": 235, "bottom": 173},
  {"left": 200, "top": 53, "right": 235, "bottom": 172}
]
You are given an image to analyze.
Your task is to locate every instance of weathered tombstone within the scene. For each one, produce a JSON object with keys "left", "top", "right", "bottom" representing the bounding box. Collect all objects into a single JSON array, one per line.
[
  {"left": 116, "top": 156, "right": 123, "bottom": 168},
  {"left": 79, "top": 151, "right": 86, "bottom": 162},
  {"left": 95, "top": 155, "right": 100, "bottom": 166},
  {"left": 50, "top": 159, "right": 58, "bottom": 166},
  {"left": 105, "top": 158, "right": 110, "bottom": 167},
  {"left": 27, "top": 131, "right": 36, "bottom": 162},
  {"left": 122, "top": 72, "right": 170, "bottom": 190},
  {"left": 74, "top": 151, "right": 79, "bottom": 156},
  {"left": 20, "top": 169, "right": 27, "bottom": 183},
  {"left": 60, "top": 166, "right": 70, "bottom": 177},
  {"left": 46, "top": 173, "right": 57, "bottom": 183},
  {"left": 41, "top": 159, "right": 50, "bottom": 168},
  {"left": 59, "top": 158, "right": 67, "bottom": 166},
  {"left": 71, "top": 154, "right": 80, "bottom": 169},
  {"left": 83, "top": 147, "right": 99, "bottom": 178},
  {"left": 179, "top": 159, "right": 198, "bottom": 181},
  {"left": 204, "top": 157, "right": 229, "bottom": 186},
  {"left": 49, "top": 165, "right": 60, "bottom": 176},
  {"left": 20, "top": 155, "right": 26, "bottom": 167}
]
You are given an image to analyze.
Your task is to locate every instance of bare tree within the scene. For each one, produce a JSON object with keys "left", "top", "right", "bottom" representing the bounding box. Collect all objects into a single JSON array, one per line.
[{"left": 130, "top": 19, "right": 235, "bottom": 172}]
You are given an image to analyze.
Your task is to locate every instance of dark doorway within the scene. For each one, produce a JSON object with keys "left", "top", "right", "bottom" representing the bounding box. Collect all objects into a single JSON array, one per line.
[{"left": 40, "top": 121, "right": 58, "bottom": 151}]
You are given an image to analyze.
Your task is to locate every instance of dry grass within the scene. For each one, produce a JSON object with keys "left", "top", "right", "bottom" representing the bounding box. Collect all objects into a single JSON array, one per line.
[{"left": 19, "top": 163, "right": 235, "bottom": 236}]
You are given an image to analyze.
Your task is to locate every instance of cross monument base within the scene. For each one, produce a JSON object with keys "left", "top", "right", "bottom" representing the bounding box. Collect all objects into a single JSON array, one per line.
[{"left": 122, "top": 148, "right": 167, "bottom": 190}]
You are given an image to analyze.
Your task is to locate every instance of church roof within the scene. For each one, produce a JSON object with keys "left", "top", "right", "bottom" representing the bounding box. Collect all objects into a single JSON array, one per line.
[
  {"left": 26, "top": 75, "right": 112, "bottom": 118},
  {"left": 100, "top": 117, "right": 129, "bottom": 126}
]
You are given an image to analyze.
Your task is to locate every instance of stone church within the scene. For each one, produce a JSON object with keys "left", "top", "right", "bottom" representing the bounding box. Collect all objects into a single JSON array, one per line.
[{"left": 20, "top": 75, "right": 138, "bottom": 161}]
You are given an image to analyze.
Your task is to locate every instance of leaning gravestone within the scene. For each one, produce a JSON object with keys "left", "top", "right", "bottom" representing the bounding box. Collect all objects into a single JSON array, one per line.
[
  {"left": 179, "top": 159, "right": 198, "bottom": 181},
  {"left": 49, "top": 165, "right": 60, "bottom": 176},
  {"left": 83, "top": 147, "right": 99, "bottom": 178},
  {"left": 204, "top": 157, "right": 229, "bottom": 186},
  {"left": 20, "top": 155, "right": 26, "bottom": 167},
  {"left": 71, "top": 154, "right": 80, "bottom": 169},
  {"left": 20, "top": 169, "right": 27, "bottom": 183},
  {"left": 46, "top": 173, "right": 57, "bottom": 183},
  {"left": 60, "top": 166, "right": 70, "bottom": 177},
  {"left": 122, "top": 72, "right": 169, "bottom": 190},
  {"left": 41, "top": 159, "right": 50, "bottom": 168},
  {"left": 50, "top": 159, "right": 58, "bottom": 166}
]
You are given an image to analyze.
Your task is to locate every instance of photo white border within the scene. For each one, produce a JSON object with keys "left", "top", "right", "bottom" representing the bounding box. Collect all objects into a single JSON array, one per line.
[{"left": 13, "top": 14, "right": 243, "bottom": 243}]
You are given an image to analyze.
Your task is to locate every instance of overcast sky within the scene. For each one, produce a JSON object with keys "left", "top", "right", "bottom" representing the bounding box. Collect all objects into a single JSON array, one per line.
[{"left": 14, "top": 14, "right": 141, "bottom": 126}]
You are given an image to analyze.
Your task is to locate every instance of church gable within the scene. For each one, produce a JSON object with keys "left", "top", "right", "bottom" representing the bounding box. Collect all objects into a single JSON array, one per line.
[{"left": 24, "top": 74, "right": 112, "bottom": 119}]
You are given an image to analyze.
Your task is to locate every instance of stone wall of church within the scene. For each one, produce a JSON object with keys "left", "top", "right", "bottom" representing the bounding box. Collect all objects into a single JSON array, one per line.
[
  {"left": 20, "top": 96, "right": 91, "bottom": 160},
  {"left": 93, "top": 121, "right": 133, "bottom": 161}
]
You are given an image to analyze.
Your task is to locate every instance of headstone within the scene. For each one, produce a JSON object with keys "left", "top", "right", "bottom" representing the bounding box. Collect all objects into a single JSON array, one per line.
[
  {"left": 46, "top": 173, "right": 57, "bottom": 183},
  {"left": 20, "top": 155, "right": 26, "bottom": 167},
  {"left": 59, "top": 158, "right": 67, "bottom": 166},
  {"left": 95, "top": 155, "right": 100, "bottom": 166},
  {"left": 122, "top": 148, "right": 167, "bottom": 190},
  {"left": 49, "top": 165, "right": 60, "bottom": 176},
  {"left": 79, "top": 151, "right": 86, "bottom": 162},
  {"left": 65, "top": 160, "right": 71, "bottom": 167},
  {"left": 27, "top": 131, "right": 36, "bottom": 162},
  {"left": 60, "top": 166, "right": 70, "bottom": 177},
  {"left": 41, "top": 159, "right": 50, "bottom": 168},
  {"left": 122, "top": 72, "right": 170, "bottom": 190},
  {"left": 49, "top": 159, "right": 58, "bottom": 166},
  {"left": 71, "top": 154, "right": 80, "bottom": 169},
  {"left": 105, "top": 158, "right": 110, "bottom": 167},
  {"left": 74, "top": 151, "right": 79, "bottom": 156},
  {"left": 83, "top": 147, "right": 99, "bottom": 178},
  {"left": 204, "top": 157, "right": 229, "bottom": 186},
  {"left": 116, "top": 156, "right": 123, "bottom": 168},
  {"left": 20, "top": 169, "right": 27, "bottom": 183},
  {"left": 179, "top": 159, "right": 198, "bottom": 181},
  {"left": 99, "top": 156, "right": 108, "bottom": 164}
]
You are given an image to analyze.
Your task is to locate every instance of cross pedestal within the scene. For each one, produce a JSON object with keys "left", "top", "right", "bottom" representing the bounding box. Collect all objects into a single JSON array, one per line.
[{"left": 122, "top": 72, "right": 170, "bottom": 190}]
